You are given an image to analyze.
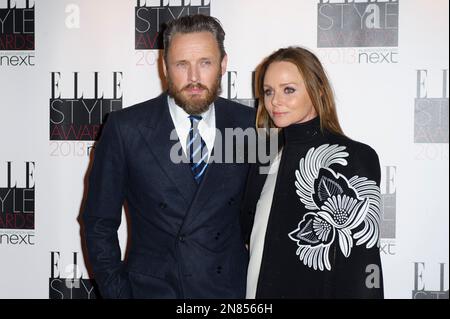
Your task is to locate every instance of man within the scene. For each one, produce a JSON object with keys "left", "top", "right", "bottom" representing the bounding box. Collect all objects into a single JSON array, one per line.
[{"left": 82, "top": 14, "right": 255, "bottom": 298}]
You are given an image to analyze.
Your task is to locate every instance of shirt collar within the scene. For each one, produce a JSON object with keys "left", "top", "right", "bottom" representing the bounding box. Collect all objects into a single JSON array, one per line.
[{"left": 167, "top": 96, "right": 215, "bottom": 128}]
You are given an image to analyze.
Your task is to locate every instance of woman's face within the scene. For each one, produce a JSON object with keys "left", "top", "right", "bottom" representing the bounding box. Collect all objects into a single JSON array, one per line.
[{"left": 263, "top": 61, "right": 317, "bottom": 128}]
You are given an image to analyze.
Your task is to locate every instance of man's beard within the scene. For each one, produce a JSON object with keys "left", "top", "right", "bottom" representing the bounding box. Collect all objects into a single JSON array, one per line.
[{"left": 167, "top": 72, "right": 222, "bottom": 115}]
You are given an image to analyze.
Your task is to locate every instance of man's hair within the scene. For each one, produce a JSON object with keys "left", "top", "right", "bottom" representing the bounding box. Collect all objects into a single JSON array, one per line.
[{"left": 163, "top": 14, "right": 226, "bottom": 62}]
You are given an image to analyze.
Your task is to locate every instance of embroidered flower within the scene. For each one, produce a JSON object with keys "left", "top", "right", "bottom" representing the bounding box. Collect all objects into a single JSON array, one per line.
[{"left": 289, "top": 144, "right": 381, "bottom": 271}]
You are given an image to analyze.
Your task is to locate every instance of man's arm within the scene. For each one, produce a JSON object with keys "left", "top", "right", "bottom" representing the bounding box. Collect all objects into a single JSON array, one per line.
[{"left": 82, "top": 111, "right": 131, "bottom": 299}]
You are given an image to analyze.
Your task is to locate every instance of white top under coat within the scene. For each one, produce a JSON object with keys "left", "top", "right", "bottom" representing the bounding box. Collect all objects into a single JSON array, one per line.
[{"left": 246, "top": 150, "right": 283, "bottom": 299}]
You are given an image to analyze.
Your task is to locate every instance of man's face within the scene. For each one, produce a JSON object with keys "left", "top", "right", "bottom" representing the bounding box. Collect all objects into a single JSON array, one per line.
[{"left": 164, "top": 31, "right": 227, "bottom": 115}]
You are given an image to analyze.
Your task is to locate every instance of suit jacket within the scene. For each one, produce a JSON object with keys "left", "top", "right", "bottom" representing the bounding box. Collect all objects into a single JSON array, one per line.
[{"left": 82, "top": 93, "right": 255, "bottom": 298}]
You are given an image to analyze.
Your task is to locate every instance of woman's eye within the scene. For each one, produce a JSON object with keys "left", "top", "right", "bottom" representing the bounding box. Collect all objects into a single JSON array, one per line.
[
  {"left": 285, "top": 87, "right": 296, "bottom": 94},
  {"left": 264, "top": 89, "right": 273, "bottom": 96}
]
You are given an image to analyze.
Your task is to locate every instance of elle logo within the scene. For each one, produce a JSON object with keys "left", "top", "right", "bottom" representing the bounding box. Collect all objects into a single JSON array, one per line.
[
  {"left": 50, "top": 72, "right": 123, "bottom": 141},
  {"left": 135, "top": 0, "right": 210, "bottom": 50},
  {"left": 0, "top": 0, "right": 35, "bottom": 51},
  {"left": 415, "top": 69, "right": 449, "bottom": 143},
  {"left": 49, "top": 251, "right": 99, "bottom": 299},
  {"left": 413, "top": 263, "right": 449, "bottom": 299},
  {"left": 317, "top": 0, "right": 399, "bottom": 48},
  {"left": 0, "top": 162, "right": 35, "bottom": 230}
]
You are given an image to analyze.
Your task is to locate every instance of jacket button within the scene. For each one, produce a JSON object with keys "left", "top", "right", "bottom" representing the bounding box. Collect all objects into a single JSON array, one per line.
[
  {"left": 179, "top": 235, "right": 185, "bottom": 243},
  {"left": 228, "top": 198, "right": 235, "bottom": 205},
  {"left": 214, "top": 232, "right": 221, "bottom": 240},
  {"left": 248, "top": 210, "right": 254, "bottom": 216},
  {"left": 159, "top": 202, "right": 167, "bottom": 209},
  {"left": 216, "top": 266, "right": 222, "bottom": 274}
]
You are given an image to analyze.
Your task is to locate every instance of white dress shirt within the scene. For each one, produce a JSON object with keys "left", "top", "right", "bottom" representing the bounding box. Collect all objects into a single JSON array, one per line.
[
  {"left": 246, "top": 150, "right": 283, "bottom": 299},
  {"left": 168, "top": 96, "right": 216, "bottom": 162}
]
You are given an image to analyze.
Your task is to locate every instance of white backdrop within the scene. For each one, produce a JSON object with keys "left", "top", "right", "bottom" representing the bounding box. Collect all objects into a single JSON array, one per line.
[{"left": 0, "top": 0, "right": 448, "bottom": 299}]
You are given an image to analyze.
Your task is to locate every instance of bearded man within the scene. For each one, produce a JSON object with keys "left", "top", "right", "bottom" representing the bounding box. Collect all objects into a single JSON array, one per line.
[{"left": 82, "top": 14, "right": 255, "bottom": 299}]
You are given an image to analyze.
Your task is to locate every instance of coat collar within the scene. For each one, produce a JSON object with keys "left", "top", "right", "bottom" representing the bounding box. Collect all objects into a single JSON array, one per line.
[
  {"left": 138, "top": 93, "right": 197, "bottom": 205},
  {"left": 138, "top": 93, "right": 238, "bottom": 216}
]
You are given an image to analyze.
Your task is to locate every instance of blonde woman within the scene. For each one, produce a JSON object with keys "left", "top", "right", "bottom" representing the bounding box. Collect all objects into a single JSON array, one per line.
[{"left": 241, "top": 47, "right": 384, "bottom": 299}]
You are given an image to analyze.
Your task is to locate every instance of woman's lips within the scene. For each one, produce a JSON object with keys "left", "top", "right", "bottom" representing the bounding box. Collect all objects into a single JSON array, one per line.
[{"left": 272, "top": 111, "right": 288, "bottom": 117}]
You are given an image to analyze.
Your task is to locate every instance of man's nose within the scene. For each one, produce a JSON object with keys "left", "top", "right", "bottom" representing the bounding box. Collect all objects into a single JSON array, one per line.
[{"left": 188, "top": 65, "right": 199, "bottom": 83}]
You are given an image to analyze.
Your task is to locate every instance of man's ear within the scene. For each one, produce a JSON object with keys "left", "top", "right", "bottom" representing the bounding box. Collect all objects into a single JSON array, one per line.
[
  {"left": 163, "top": 58, "right": 168, "bottom": 78},
  {"left": 221, "top": 54, "right": 228, "bottom": 76}
]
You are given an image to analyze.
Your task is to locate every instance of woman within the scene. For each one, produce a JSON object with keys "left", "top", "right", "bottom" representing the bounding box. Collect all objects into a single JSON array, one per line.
[{"left": 241, "top": 47, "right": 384, "bottom": 298}]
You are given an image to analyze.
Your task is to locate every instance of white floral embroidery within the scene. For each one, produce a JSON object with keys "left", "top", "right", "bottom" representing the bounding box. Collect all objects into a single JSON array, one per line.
[{"left": 289, "top": 144, "right": 381, "bottom": 271}]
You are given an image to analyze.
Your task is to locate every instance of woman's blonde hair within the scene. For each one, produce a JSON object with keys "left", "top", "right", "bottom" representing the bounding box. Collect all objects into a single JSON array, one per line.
[{"left": 255, "top": 47, "right": 344, "bottom": 135}]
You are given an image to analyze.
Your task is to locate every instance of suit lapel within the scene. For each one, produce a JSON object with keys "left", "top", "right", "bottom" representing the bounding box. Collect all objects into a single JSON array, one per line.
[{"left": 138, "top": 94, "right": 197, "bottom": 205}]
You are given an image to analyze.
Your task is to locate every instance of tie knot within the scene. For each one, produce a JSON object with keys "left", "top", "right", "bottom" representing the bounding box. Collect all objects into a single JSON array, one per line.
[
  {"left": 188, "top": 115, "right": 202, "bottom": 129},
  {"left": 188, "top": 115, "right": 202, "bottom": 123}
]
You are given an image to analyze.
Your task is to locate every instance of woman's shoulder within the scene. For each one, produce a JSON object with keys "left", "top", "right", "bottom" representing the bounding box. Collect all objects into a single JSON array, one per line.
[
  {"left": 327, "top": 133, "right": 379, "bottom": 162},
  {"left": 325, "top": 133, "right": 381, "bottom": 182}
]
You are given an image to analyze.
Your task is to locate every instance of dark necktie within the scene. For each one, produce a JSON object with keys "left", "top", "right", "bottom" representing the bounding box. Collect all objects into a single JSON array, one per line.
[{"left": 187, "top": 115, "right": 208, "bottom": 184}]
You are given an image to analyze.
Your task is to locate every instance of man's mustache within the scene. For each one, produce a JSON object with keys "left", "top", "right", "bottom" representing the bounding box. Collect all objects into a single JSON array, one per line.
[{"left": 182, "top": 83, "right": 209, "bottom": 91}]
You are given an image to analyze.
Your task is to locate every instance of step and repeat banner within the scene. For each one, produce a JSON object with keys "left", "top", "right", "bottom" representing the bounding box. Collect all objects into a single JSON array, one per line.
[{"left": 0, "top": 0, "right": 448, "bottom": 299}]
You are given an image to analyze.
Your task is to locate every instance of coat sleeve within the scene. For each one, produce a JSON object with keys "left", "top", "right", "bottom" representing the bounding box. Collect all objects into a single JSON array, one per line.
[
  {"left": 334, "top": 144, "right": 384, "bottom": 299},
  {"left": 82, "top": 111, "right": 132, "bottom": 299}
]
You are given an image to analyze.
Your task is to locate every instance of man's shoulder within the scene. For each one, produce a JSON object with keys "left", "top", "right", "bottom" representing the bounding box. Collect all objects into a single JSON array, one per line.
[
  {"left": 112, "top": 94, "right": 167, "bottom": 123},
  {"left": 216, "top": 97, "right": 255, "bottom": 114},
  {"left": 216, "top": 97, "right": 256, "bottom": 126}
]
